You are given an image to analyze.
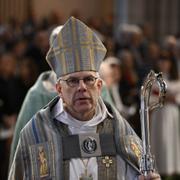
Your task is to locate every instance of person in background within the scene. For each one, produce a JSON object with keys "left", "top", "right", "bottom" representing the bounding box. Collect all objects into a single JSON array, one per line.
[
  {"left": 99, "top": 56, "right": 136, "bottom": 118},
  {"left": 25, "top": 30, "right": 50, "bottom": 74},
  {"left": 151, "top": 54, "right": 180, "bottom": 180},
  {"left": 118, "top": 50, "right": 139, "bottom": 108},
  {"left": 116, "top": 43, "right": 141, "bottom": 137},
  {"left": 9, "top": 26, "right": 63, "bottom": 167},
  {"left": 9, "top": 71, "right": 57, "bottom": 166},
  {"left": 0, "top": 52, "right": 17, "bottom": 180},
  {"left": 99, "top": 58, "right": 115, "bottom": 106}
]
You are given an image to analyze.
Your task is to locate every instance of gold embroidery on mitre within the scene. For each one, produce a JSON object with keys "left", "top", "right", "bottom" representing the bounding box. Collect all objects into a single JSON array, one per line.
[
  {"left": 130, "top": 139, "right": 141, "bottom": 160},
  {"left": 38, "top": 146, "right": 49, "bottom": 178}
]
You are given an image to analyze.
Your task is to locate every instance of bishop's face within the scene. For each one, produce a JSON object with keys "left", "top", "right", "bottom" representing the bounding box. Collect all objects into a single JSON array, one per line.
[{"left": 56, "top": 71, "right": 102, "bottom": 121}]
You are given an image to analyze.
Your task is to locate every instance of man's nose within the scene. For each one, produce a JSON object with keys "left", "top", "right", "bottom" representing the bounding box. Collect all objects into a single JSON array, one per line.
[{"left": 77, "top": 80, "right": 87, "bottom": 90}]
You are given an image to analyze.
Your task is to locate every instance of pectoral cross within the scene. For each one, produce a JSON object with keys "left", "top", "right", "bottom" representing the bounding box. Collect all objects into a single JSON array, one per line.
[
  {"left": 79, "top": 171, "right": 93, "bottom": 180},
  {"left": 79, "top": 160, "right": 93, "bottom": 180},
  {"left": 102, "top": 156, "right": 113, "bottom": 168}
]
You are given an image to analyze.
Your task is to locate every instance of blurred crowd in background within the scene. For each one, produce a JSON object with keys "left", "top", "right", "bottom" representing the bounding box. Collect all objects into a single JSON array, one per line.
[{"left": 0, "top": 10, "right": 180, "bottom": 180}]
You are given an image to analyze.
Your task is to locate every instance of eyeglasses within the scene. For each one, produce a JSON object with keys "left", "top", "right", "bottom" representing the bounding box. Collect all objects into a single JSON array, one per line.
[{"left": 59, "top": 76, "right": 98, "bottom": 87}]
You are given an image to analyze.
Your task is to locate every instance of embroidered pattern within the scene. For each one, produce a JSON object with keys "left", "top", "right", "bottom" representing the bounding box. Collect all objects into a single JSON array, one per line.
[
  {"left": 130, "top": 139, "right": 141, "bottom": 160},
  {"left": 102, "top": 156, "right": 113, "bottom": 168},
  {"left": 38, "top": 146, "right": 49, "bottom": 178}
]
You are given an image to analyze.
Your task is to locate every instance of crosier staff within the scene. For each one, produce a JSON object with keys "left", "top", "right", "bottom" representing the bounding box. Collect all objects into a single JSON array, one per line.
[{"left": 140, "top": 70, "right": 167, "bottom": 176}]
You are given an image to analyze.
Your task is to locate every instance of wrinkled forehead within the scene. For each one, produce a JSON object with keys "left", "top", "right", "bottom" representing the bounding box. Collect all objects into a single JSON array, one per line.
[{"left": 60, "top": 71, "right": 99, "bottom": 79}]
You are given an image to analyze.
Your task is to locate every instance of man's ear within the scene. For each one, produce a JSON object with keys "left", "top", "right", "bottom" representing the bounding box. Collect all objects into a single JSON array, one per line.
[
  {"left": 97, "top": 79, "right": 103, "bottom": 91},
  {"left": 56, "top": 83, "right": 62, "bottom": 96}
]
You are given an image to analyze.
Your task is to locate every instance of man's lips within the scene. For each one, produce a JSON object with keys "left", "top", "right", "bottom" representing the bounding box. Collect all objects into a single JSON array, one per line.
[
  {"left": 74, "top": 97, "right": 91, "bottom": 102},
  {"left": 76, "top": 97, "right": 90, "bottom": 100}
]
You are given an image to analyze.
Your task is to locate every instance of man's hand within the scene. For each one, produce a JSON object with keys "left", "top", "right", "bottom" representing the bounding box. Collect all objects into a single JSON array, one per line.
[{"left": 139, "top": 172, "right": 161, "bottom": 180}]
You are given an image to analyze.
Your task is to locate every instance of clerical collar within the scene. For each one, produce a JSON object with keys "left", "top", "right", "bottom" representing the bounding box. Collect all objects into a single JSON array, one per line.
[{"left": 53, "top": 97, "right": 113, "bottom": 129}]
